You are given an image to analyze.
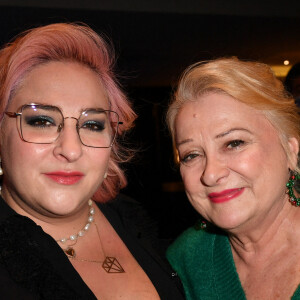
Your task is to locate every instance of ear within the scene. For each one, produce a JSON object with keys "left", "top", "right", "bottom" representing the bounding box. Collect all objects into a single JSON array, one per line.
[{"left": 287, "top": 137, "right": 299, "bottom": 170}]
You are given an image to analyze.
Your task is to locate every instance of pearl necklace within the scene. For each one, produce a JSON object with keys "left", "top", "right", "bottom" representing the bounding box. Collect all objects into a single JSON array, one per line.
[
  {"left": 56, "top": 199, "right": 95, "bottom": 257},
  {"left": 57, "top": 199, "right": 125, "bottom": 273}
]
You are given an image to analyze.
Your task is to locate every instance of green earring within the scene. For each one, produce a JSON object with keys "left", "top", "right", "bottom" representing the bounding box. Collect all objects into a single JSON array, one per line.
[{"left": 286, "top": 171, "right": 300, "bottom": 206}]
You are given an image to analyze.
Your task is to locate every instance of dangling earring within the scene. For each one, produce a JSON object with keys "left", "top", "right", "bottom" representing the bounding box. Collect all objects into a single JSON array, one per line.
[
  {"left": 0, "top": 158, "right": 3, "bottom": 176},
  {"left": 286, "top": 171, "right": 300, "bottom": 206},
  {"left": 104, "top": 172, "right": 107, "bottom": 179}
]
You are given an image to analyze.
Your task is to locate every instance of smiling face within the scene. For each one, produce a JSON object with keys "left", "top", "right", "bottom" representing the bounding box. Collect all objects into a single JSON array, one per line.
[
  {"left": 0, "top": 61, "right": 111, "bottom": 220},
  {"left": 175, "top": 92, "right": 298, "bottom": 231}
]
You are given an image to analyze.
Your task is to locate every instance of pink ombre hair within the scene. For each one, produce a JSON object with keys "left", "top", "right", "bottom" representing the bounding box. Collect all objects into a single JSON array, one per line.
[{"left": 0, "top": 23, "right": 136, "bottom": 202}]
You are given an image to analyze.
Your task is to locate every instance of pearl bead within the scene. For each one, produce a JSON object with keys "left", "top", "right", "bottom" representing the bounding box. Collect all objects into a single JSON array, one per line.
[
  {"left": 78, "top": 231, "right": 85, "bottom": 237},
  {"left": 70, "top": 235, "right": 77, "bottom": 241},
  {"left": 57, "top": 200, "right": 95, "bottom": 244}
]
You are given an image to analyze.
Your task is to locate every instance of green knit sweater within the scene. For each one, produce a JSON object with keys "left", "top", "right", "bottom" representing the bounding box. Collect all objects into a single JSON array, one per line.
[{"left": 167, "top": 222, "right": 300, "bottom": 300}]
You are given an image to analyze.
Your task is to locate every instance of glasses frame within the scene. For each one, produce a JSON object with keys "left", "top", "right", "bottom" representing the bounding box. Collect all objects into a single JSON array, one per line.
[{"left": 5, "top": 104, "right": 123, "bottom": 148}]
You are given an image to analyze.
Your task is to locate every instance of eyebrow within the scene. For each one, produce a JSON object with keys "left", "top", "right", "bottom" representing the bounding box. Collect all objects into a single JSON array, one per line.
[
  {"left": 81, "top": 107, "right": 107, "bottom": 112},
  {"left": 215, "top": 127, "right": 252, "bottom": 138},
  {"left": 27, "top": 103, "right": 107, "bottom": 113},
  {"left": 177, "top": 138, "right": 193, "bottom": 147},
  {"left": 177, "top": 127, "right": 251, "bottom": 147}
]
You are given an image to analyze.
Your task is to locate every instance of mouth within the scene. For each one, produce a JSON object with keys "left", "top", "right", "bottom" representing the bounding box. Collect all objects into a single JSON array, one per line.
[
  {"left": 44, "top": 171, "right": 84, "bottom": 185},
  {"left": 208, "top": 188, "right": 244, "bottom": 204}
]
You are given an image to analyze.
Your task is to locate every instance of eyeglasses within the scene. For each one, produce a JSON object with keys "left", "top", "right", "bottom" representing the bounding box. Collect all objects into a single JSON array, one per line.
[{"left": 5, "top": 104, "right": 122, "bottom": 148}]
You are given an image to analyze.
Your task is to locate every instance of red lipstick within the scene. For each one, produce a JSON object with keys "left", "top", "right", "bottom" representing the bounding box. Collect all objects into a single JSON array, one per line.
[
  {"left": 44, "top": 171, "right": 84, "bottom": 185},
  {"left": 208, "top": 188, "right": 244, "bottom": 204}
]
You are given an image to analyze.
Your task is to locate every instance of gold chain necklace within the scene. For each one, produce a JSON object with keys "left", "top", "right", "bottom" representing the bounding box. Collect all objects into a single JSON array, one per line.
[{"left": 58, "top": 200, "right": 125, "bottom": 274}]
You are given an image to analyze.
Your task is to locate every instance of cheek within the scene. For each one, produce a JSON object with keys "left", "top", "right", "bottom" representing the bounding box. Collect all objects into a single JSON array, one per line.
[
  {"left": 231, "top": 142, "right": 289, "bottom": 187},
  {"left": 89, "top": 149, "right": 111, "bottom": 172},
  {"left": 231, "top": 149, "right": 265, "bottom": 178},
  {"left": 180, "top": 165, "right": 203, "bottom": 194},
  {"left": 181, "top": 171, "right": 209, "bottom": 217},
  {"left": 2, "top": 127, "right": 25, "bottom": 170},
  {"left": 3, "top": 139, "right": 46, "bottom": 177}
]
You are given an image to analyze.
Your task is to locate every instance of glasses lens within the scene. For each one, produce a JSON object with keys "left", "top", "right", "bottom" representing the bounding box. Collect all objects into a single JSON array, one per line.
[
  {"left": 20, "top": 105, "right": 63, "bottom": 143},
  {"left": 78, "top": 110, "right": 118, "bottom": 148}
]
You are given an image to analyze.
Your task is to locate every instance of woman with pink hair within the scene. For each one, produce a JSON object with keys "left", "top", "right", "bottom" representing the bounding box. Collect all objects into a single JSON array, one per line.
[{"left": 0, "top": 23, "right": 184, "bottom": 299}]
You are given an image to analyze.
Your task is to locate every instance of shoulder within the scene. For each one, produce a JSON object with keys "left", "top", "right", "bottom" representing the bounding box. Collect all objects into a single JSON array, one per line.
[
  {"left": 0, "top": 264, "right": 36, "bottom": 299},
  {"left": 167, "top": 220, "right": 223, "bottom": 274},
  {"left": 166, "top": 221, "right": 228, "bottom": 299},
  {"left": 167, "top": 220, "right": 217, "bottom": 257},
  {"left": 167, "top": 227, "right": 200, "bottom": 258},
  {"left": 0, "top": 196, "right": 16, "bottom": 223},
  {"left": 98, "top": 193, "right": 158, "bottom": 239}
]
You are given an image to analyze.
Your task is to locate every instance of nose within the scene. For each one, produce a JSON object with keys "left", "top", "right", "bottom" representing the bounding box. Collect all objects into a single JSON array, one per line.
[
  {"left": 201, "top": 155, "right": 229, "bottom": 186},
  {"left": 53, "top": 119, "right": 83, "bottom": 162}
]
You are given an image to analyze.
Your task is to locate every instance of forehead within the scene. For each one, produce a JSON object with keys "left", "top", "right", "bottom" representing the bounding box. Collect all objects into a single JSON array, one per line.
[
  {"left": 9, "top": 61, "right": 109, "bottom": 113},
  {"left": 175, "top": 92, "right": 274, "bottom": 144}
]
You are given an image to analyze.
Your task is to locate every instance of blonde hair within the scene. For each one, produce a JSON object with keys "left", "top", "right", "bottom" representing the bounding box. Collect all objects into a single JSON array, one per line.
[{"left": 167, "top": 57, "right": 300, "bottom": 168}]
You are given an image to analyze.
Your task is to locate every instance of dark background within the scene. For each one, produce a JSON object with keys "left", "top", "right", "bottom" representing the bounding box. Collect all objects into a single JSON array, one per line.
[{"left": 0, "top": 1, "right": 299, "bottom": 238}]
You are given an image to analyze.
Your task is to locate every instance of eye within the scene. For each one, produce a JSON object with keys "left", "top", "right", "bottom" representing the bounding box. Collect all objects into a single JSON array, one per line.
[
  {"left": 81, "top": 120, "right": 105, "bottom": 132},
  {"left": 25, "top": 115, "right": 56, "bottom": 128},
  {"left": 180, "top": 152, "right": 202, "bottom": 166},
  {"left": 226, "top": 139, "right": 245, "bottom": 149}
]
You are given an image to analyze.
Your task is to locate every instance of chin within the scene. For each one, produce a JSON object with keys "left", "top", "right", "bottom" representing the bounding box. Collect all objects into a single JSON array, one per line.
[
  {"left": 42, "top": 203, "right": 78, "bottom": 217},
  {"left": 209, "top": 211, "right": 250, "bottom": 232},
  {"left": 42, "top": 194, "right": 85, "bottom": 216}
]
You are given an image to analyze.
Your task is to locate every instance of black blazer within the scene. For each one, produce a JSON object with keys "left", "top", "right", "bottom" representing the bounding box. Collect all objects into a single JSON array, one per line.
[{"left": 0, "top": 194, "right": 184, "bottom": 299}]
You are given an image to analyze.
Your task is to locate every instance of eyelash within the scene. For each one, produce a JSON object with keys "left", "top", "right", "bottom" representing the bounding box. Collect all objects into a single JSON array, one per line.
[
  {"left": 180, "top": 152, "right": 201, "bottom": 164},
  {"left": 226, "top": 139, "right": 245, "bottom": 149},
  {"left": 180, "top": 139, "right": 246, "bottom": 165}
]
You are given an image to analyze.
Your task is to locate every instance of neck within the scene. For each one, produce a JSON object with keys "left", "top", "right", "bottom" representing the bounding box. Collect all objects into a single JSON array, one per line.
[
  {"left": 1, "top": 186, "right": 92, "bottom": 242},
  {"left": 228, "top": 199, "right": 300, "bottom": 263}
]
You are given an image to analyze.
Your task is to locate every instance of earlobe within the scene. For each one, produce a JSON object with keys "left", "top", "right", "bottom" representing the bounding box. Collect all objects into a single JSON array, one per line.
[{"left": 287, "top": 137, "right": 299, "bottom": 170}]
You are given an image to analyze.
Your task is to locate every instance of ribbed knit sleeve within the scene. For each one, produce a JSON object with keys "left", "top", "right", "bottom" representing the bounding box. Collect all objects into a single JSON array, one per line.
[{"left": 167, "top": 225, "right": 246, "bottom": 300}]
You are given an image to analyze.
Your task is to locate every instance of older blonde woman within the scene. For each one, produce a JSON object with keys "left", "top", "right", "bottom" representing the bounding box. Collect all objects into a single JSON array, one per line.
[{"left": 166, "top": 57, "right": 300, "bottom": 299}]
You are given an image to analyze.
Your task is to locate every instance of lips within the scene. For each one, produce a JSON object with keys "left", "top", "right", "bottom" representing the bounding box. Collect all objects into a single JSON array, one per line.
[
  {"left": 44, "top": 171, "right": 84, "bottom": 185},
  {"left": 208, "top": 188, "right": 244, "bottom": 204}
]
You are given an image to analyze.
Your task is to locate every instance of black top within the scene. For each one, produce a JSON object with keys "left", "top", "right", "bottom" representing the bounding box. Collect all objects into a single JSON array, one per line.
[{"left": 0, "top": 194, "right": 184, "bottom": 299}]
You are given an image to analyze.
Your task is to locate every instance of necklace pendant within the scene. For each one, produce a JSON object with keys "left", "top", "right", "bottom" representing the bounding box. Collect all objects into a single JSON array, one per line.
[
  {"left": 102, "top": 256, "right": 125, "bottom": 273},
  {"left": 65, "top": 247, "right": 76, "bottom": 258}
]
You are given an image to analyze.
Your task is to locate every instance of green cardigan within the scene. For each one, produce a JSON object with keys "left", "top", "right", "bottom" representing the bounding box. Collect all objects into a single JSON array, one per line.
[{"left": 167, "top": 222, "right": 300, "bottom": 300}]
